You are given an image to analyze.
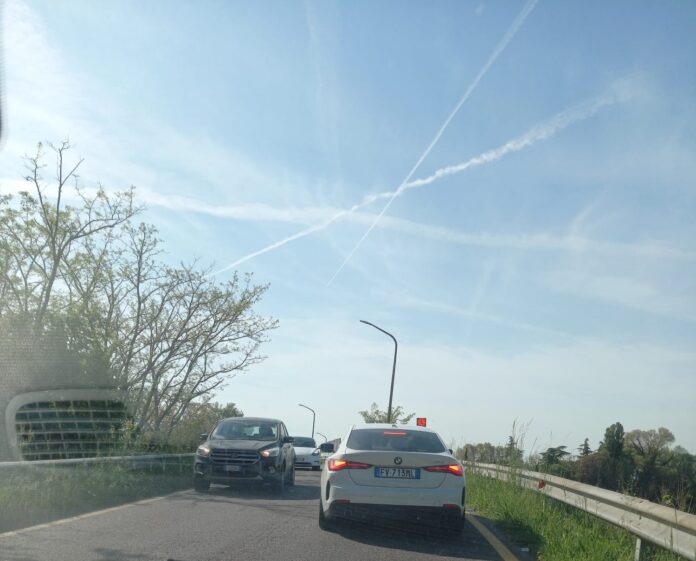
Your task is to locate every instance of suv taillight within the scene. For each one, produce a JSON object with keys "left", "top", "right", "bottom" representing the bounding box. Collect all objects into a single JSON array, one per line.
[
  {"left": 327, "top": 459, "right": 372, "bottom": 471},
  {"left": 424, "top": 464, "right": 464, "bottom": 476}
]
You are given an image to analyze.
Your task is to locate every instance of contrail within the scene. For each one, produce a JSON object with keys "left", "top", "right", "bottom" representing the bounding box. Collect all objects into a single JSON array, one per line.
[
  {"left": 326, "top": 0, "right": 539, "bottom": 285},
  {"left": 212, "top": 92, "right": 619, "bottom": 277}
]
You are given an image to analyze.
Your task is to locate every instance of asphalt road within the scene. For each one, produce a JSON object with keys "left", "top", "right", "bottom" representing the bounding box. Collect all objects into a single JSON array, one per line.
[{"left": 0, "top": 470, "right": 527, "bottom": 561}]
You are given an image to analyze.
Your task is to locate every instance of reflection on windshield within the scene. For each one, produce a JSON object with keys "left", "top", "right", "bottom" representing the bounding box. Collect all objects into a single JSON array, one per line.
[
  {"left": 211, "top": 421, "right": 278, "bottom": 441},
  {"left": 293, "top": 437, "right": 317, "bottom": 448}
]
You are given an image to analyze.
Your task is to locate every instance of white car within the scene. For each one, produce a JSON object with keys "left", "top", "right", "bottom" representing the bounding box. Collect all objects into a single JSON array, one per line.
[
  {"left": 292, "top": 436, "right": 321, "bottom": 470},
  {"left": 319, "top": 424, "right": 465, "bottom": 533}
]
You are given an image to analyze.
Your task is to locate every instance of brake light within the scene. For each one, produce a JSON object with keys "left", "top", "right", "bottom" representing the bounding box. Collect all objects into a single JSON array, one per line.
[
  {"left": 424, "top": 464, "right": 463, "bottom": 476},
  {"left": 328, "top": 459, "right": 372, "bottom": 471},
  {"left": 383, "top": 431, "right": 407, "bottom": 435}
]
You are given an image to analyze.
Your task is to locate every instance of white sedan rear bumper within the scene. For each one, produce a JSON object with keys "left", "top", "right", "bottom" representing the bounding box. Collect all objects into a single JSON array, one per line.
[{"left": 326, "top": 481, "right": 464, "bottom": 510}]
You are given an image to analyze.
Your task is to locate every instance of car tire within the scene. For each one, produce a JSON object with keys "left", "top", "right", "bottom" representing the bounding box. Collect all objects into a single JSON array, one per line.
[
  {"left": 193, "top": 477, "right": 210, "bottom": 493},
  {"left": 318, "top": 500, "right": 335, "bottom": 531},
  {"left": 273, "top": 464, "right": 286, "bottom": 494},
  {"left": 287, "top": 462, "right": 295, "bottom": 486}
]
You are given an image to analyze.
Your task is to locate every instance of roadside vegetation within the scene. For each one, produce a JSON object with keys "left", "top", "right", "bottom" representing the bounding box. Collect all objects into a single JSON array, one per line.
[
  {"left": 458, "top": 421, "right": 695, "bottom": 515},
  {"left": 467, "top": 470, "right": 682, "bottom": 561},
  {"left": 0, "top": 461, "right": 192, "bottom": 533}
]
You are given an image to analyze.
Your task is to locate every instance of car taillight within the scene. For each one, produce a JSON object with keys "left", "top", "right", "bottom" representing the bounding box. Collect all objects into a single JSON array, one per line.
[
  {"left": 327, "top": 459, "right": 372, "bottom": 471},
  {"left": 424, "top": 464, "right": 464, "bottom": 476}
]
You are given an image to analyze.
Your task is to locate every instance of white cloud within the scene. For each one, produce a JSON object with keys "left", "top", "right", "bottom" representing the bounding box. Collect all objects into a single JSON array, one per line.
[
  {"left": 397, "top": 294, "right": 572, "bottom": 339},
  {"left": 543, "top": 270, "right": 696, "bottom": 323}
]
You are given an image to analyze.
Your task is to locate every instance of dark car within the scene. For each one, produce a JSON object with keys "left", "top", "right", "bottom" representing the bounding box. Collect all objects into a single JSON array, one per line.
[{"left": 193, "top": 417, "right": 295, "bottom": 493}]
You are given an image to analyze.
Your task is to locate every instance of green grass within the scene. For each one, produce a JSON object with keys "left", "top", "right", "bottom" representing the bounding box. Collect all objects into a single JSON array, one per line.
[
  {"left": 0, "top": 461, "right": 192, "bottom": 533},
  {"left": 466, "top": 470, "right": 683, "bottom": 561}
]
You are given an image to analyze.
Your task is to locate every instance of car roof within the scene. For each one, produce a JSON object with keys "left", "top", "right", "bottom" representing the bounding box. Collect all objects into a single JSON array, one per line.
[{"left": 350, "top": 423, "right": 435, "bottom": 433}]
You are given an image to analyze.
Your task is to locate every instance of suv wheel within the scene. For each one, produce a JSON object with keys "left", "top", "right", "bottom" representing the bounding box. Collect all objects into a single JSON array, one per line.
[
  {"left": 273, "top": 464, "right": 286, "bottom": 494},
  {"left": 287, "top": 462, "right": 295, "bottom": 486},
  {"left": 193, "top": 477, "right": 210, "bottom": 492}
]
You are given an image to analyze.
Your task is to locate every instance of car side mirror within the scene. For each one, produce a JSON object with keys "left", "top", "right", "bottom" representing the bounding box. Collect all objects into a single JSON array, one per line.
[
  {"left": 320, "top": 442, "right": 335, "bottom": 453},
  {"left": 283, "top": 436, "right": 294, "bottom": 444},
  {"left": 200, "top": 433, "right": 208, "bottom": 442},
  {"left": 449, "top": 448, "right": 454, "bottom": 455}
]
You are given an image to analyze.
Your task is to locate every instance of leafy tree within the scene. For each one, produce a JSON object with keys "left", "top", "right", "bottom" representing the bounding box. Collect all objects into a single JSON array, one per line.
[
  {"left": 167, "top": 401, "right": 243, "bottom": 450},
  {"left": 456, "top": 442, "right": 497, "bottom": 463},
  {"left": 597, "top": 422, "right": 634, "bottom": 491},
  {"left": 578, "top": 438, "right": 592, "bottom": 457},
  {"left": 600, "top": 422, "right": 626, "bottom": 460},
  {"left": 541, "top": 445, "right": 570, "bottom": 466},
  {"left": 0, "top": 141, "right": 137, "bottom": 334},
  {"left": 358, "top": 403, "right": 415, "bottom": 424},
  {"left": 626, "top": 427, "right": 676, "bottom": 501},
  {"left": 502, "top": 435, "right": 523, "bottom": 465}
]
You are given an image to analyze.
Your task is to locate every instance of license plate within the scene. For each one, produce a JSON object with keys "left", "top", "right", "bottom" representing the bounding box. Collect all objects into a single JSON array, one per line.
[
  {"left": 224, "top": 465, "right": 242, "bottom": 472},
  {"left": 374, "top": 467, "right": 420, "bottom": 479}
]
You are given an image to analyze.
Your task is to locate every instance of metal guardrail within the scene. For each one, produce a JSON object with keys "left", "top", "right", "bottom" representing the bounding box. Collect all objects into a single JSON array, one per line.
[
  {"left": 465, "top": 461, "right": 696, "bottom": 561},
  {"left": 0, "top": 453, "right": 194, "bottom": 469}
]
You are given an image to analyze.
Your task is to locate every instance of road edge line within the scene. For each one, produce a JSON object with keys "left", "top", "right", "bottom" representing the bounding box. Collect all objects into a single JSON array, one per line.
[{"left": 467, "top": 512, "right": 521, "bottom": 561}]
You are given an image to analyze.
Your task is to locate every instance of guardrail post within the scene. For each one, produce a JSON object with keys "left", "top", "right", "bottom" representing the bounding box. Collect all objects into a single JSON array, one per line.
[{"left": 634, "top": 538, "right": 642, "bottom": 561}]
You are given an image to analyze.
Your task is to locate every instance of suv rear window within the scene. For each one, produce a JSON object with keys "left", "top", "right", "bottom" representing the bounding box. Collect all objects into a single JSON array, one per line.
[{"left": 347, "top": 429, "right": 446, "bottom": 453}]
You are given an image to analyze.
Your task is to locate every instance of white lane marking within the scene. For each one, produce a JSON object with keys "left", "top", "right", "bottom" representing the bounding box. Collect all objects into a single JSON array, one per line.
[{"left": 467, "top": 512, "right": 522, "bottom": 561}]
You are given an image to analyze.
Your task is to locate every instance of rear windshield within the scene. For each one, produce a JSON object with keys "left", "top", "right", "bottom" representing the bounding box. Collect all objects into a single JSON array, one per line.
[
  {"left": 293, "top": 437, "right": 316, "bottom": 448},
  {"left": 347, "top": 429, "right": 446, "bottom": 453}
]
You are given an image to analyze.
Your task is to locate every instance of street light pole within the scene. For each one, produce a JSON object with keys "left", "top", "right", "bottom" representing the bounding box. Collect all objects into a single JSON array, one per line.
[
  {"left": 315, "top": 432, "right": 328, "bottom": 443},
  {"left": 298, "top": 403, "right": 316, "bottom": 439},
  {"left": 360, "top": 319, "right": 398, "bottom": 424}
]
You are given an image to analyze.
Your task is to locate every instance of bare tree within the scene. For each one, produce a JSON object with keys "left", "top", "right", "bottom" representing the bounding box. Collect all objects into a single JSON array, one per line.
[
  {"left": 1, "top": 142, "right": 277, "bottom": 442},
  {"left": 0, "top": 141, "right": 137, "bottom": 330}
]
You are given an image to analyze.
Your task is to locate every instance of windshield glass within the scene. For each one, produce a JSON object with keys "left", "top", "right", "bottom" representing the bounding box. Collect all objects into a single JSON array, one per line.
[
  {"left": 347, "top": 429, "right": 446, "bottom": 453},
  {"left": 293, "top": 437, "right": 317, "bottom": 448},
  {"left": 210, "top": 420, "right": 278, "bottom": 441}
]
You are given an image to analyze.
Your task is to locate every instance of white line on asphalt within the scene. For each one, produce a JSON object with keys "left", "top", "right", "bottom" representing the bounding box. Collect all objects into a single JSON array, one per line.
[{"left": 467, "top": 512, "right": 522, "bottom": 561}]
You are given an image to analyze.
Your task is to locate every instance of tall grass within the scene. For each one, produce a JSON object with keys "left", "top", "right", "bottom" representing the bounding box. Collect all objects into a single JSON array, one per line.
[
  {"left": 0, "top": 461, "right": 192, "bottom": 533},
  {"left": 467, "top": 470, "right": 682, "bottom": 561}
]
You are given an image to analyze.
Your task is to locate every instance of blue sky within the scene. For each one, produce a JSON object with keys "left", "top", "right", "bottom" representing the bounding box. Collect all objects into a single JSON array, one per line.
[{"left": 2, "top": 0, "right": 695, "bottom": 452}]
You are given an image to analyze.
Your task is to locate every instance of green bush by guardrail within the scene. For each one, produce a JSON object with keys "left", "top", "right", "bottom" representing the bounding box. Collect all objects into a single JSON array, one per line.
[{"left": 467, "top": 470, "right": 682, "bottom": 561}]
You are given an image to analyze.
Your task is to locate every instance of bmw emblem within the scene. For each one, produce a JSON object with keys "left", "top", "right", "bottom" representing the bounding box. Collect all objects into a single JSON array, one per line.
[{"left": 394, "top": 456, "right": 403, "bottom": 465}]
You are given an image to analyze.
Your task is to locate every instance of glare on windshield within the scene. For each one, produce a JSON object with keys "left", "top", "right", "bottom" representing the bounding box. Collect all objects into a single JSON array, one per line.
[{"left": 211, "top": 421, "right": 278, "bottom": 441}]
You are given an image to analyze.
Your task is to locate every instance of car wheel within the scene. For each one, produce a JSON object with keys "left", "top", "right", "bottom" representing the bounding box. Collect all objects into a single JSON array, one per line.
[
  {"left": 318, "top": 500, "right": 335, "bottom": 531},
  {"left": 287, "top": 462, "right": 295, "bottom": 486},
  {"left": 273, "top": 464, "right": 286, "bottom": 494},
  {"left": 193, "top": 477, "right": 210, "bottom": 493}
]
